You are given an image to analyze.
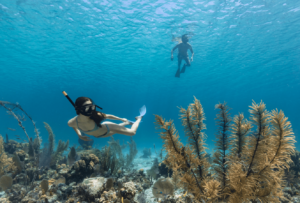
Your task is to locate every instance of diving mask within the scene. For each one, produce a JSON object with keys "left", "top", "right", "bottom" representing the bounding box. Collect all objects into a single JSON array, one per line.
[{"left": 77, "top": 103, "right": 103, "bottom": 116}]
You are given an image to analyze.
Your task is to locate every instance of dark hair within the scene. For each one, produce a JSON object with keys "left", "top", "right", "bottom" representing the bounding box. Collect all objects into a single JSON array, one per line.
[
  {"left": 182, "top": 34, "right": 188, "bottom": 43},
  {"left": 75, "top": 97, "right": 106, "bottom": 127}
]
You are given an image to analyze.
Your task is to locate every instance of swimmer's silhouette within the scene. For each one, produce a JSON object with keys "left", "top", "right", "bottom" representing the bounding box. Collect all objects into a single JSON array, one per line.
[{"left": 171, "top": 34, "right": 194, "bottom": 78}]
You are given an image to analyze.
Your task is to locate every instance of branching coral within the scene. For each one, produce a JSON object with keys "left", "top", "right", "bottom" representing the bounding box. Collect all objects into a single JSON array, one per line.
[
  {"left": 212, "top": 102, "right": 231, "bottom": 196},
  {"left": 155, "top": 98, "right": 295, "bottom": 203},
  {"left": 0, "top": 135, "right": 16, "bottom": 177},
  {"left": 229, "top": 113, "right": 251, "bottom": 160},
  {"left": 0, "top": 101, "right": 41, "bottom": 186}
]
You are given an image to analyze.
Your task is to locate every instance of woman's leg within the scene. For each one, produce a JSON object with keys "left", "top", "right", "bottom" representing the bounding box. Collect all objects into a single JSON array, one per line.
[
  {"left": 102, "top": 118, "right": 142, "bottom": 136},
  {"left": 118, "top": 121, "right": 131, "bottom": 127}
]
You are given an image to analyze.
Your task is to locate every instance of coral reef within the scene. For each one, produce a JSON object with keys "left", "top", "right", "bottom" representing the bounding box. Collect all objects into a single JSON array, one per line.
[
  {"left": 0, "top": 136, "right": 16, "bottom": 177},
  {"left": 0, "top": 100, "right": 41, "bottom": 178},
  {"left": 62, "top": 153, "right": 100, "bottom": 184},
  {"left": 0, "top": 98, "right": 298, "bottom": 203},
  {"left": 4, "top": 140, "right": 23, "bottom": 154},
  {"left": 155, "top": 97, "right": 296, "bottom": 203}
]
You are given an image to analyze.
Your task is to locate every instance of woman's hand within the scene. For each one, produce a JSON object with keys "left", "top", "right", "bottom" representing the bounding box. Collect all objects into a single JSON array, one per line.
[{"left": 79, "top": 135, "right": 92, "bottom": 141}]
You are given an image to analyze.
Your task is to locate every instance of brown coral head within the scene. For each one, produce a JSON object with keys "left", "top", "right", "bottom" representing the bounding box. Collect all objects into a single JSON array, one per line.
[
  {"left": 40, "top": 179, "right": 49, "bottom": 192},
  {"left": 0, "top": 175, "right": 13, "bottom": 191}
]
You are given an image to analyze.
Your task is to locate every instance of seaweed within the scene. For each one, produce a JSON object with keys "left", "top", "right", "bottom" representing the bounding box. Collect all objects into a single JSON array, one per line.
[
  {"left": 155, "top": 98, "right": 296, "bottom": 203},
  {"left": 68, "top": 146, "right": 79, "bottom": 166},
  {"left": 125, "top": 137, "right": 138, "bottom": 168},
  {"left": 39, "top": 122, "right": 69, "bottom": 168},
  {"left": 98, "top": 146, "right": 120, "bottom": 175},
  {"left": 50, "top": 140, "right": 69, "bottom": 167},
  {"left": 28, "top": 137, "right": 40, "bottom": 157},
  {"left": 146, "top": 158, "right": 160, "bottom": 180},
  {"left": 108, "top": 136, "right": 125, "bottom": 167}
]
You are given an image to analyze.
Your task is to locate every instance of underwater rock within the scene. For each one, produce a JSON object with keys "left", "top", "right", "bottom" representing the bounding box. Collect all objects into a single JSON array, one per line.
[
  {"left": 49, "top": 182, "right": 72, "bottom": 201},
  {"left": 74, "top": 177, "right": 109, "bottom": 201},
  {"left": 99, "top": 190, "right": 118, "bottom": 203},
  {"left": 6, "top": 184, "right": 27, "bottom": 202},
  {"left": 119, "top": 181, "right": 137, "bottom": 201},
  {"left": 13, "top": 173, "right": 30, "bottom": 185},
  {"left": 78, "top": 138, "right": 94, "bottom": 150},
  {"left": 59, "top": 167, "right": 69, "bottom": 176},
  {"left": 121, "top": 169, "right": 151, "bottom": 191}
]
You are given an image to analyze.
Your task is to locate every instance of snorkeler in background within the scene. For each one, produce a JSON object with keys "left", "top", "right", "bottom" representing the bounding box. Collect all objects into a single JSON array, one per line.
[
  {"left": 66, "top": 96, "right": 146, "bottom": 141},
  {"left": 171, "top": 34, "right": 194, "bottom": 78}
]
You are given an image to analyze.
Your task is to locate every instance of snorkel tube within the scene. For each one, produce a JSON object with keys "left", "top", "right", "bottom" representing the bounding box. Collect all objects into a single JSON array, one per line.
[
  {"left": 62, "top": 91, "right": 75, "bottom": 107},
  {"left": 62, "top": 91, "right": 103, "bottom": 111}
]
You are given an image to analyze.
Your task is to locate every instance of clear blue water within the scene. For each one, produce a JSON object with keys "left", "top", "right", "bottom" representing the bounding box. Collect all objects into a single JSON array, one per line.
[{"left": 0, "top": 0, "right": 300, "bottom": 153}]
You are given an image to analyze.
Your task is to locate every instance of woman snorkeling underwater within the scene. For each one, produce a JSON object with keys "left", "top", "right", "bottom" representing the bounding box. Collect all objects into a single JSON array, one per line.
[{"left": 64, "top": 93, "right": 146, "bottom": 141}]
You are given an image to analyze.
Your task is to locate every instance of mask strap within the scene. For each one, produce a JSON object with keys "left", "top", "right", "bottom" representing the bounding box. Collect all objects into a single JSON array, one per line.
[{"left": 95, "top": 105, "right": 103, "bottom": 110}]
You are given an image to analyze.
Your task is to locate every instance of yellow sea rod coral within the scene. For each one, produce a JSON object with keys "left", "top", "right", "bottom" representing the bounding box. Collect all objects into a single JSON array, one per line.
[{"left": 155, "top": 98, "right": 296, "bottom": 203}]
